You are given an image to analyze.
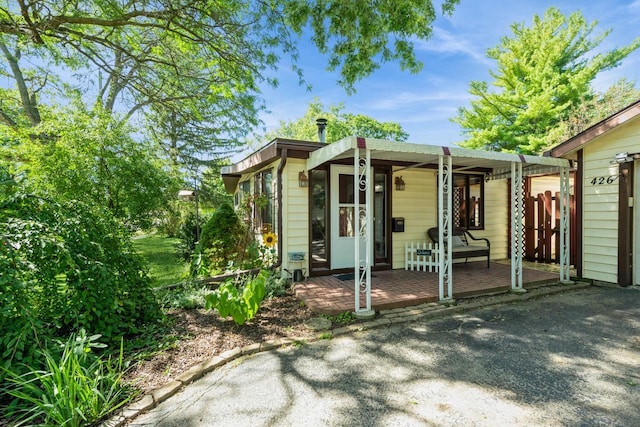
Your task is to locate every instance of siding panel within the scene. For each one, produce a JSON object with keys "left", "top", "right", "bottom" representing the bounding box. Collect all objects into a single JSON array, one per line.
[
  {"left": 391, "top": 169, "right": 436, "bottom": 268},
  {"left": 282, "top": 159, "right": 309, "bottom": 272},
  {"left": 578, "top": 116, "right": 640, "bottom": 283}
]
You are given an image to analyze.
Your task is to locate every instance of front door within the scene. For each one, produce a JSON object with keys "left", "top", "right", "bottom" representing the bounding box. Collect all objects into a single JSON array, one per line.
[
  {"left": 330, "top": 165, "right": 365, "bottom": 269},
  {"left": 330, "top": 165, "right": 389, "bottom": 270}
]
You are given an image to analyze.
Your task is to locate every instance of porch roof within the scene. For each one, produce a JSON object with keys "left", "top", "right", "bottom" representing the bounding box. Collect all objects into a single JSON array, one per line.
[{"left": 307, "top": 137, "right": 571, "bottom": 178}]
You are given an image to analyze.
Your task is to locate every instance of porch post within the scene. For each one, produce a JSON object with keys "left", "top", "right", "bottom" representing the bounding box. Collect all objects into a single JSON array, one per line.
[
  {"left": 559, "top": 166, "right": 573, "bottom": 284},
  {"left": 511, "top": 161, "right": 524, "bottom": 290},
  {"left": 353, "top": 142, "right": 373, "bottom": 316},
  {"left": 438, "top": 154, "right": 453, "bottom": 300}
]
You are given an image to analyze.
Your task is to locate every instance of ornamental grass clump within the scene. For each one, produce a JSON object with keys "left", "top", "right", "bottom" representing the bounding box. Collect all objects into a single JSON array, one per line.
[{"left": 1, "top": 330, "right": 136, "bottom": 427}]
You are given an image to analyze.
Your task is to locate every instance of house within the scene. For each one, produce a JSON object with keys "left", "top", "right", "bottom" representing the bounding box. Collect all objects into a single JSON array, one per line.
[
  {"left": 546, "top": 99, "right": 640, "bottom": 287},
  {"left": 222, "top": 129, "right": 572, "bottom": 315}
]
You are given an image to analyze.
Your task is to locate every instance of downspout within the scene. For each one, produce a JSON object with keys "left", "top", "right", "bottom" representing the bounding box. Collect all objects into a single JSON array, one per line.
[{"left": 275, "top": 148, "right": 287, "bottom": 272}]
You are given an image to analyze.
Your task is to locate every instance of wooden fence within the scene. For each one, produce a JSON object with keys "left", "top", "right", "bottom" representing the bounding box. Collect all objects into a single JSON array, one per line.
[{"left": 524, "top": 191, "right": 576, "bottom": 265}]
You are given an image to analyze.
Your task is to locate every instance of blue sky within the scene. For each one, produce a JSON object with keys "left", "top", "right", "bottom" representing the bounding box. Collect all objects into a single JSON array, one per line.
[{"left": 257, "top": 0, "right": 640, "bottom": 148}]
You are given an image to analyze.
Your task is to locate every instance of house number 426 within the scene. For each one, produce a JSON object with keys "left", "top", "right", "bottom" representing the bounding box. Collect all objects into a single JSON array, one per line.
[{"left": 590, "top": 176, "right": 619, "bottom": 185}]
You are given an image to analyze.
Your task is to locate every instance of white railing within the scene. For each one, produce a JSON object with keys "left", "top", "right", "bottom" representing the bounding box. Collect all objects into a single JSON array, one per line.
[{"left": 405, "top": 242, "right": 439, "bottom": 272}]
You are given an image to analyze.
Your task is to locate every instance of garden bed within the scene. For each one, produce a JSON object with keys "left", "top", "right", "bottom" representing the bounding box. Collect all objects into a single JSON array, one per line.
[{"left": 125, "top": 288, "right": 317, "bottom": 392}]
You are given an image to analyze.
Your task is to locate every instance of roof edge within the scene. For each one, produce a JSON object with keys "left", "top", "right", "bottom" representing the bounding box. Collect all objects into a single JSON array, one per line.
[
  {"left": 221, "top": 138, "right": 326, "bottom": 177},
  {"left": 546, "top": 98, "right": 640, "bottom": 159}
]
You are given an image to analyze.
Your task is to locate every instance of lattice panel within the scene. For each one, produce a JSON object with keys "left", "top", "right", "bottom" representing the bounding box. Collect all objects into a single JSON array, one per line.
[{"left": 453, "top": 187, "right": 463, "bottom": 228}]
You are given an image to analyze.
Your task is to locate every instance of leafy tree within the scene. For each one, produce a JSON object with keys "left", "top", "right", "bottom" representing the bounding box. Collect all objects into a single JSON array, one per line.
[
  {"left": 1, "top": 1, "right": 457, "bottom": 149},
  {"left": 191, "top": 203, "right": 243, "bottom": 276},
  {"left": 1, "top": 1, "right": 459, "bottom": 226},
  {"left": 265, "top": 98, "right": 409, "bottom": 142},
  {"left": 558, "top": 78, "right": 640, "bottom": 140},
  {"left": 143, "top": 89, "right": 257, "bottom": 173},
  {"left": 14, "top": 103, "right": 177, "bottom": 228},
  {"left": 0, "top": 1, "right": 460, "bottom": 96},
  {"left": 0, "top": 146, "right": 17, "bottom": 200},
  {"left": 199, "top": 161, "right": 234, "bottom": 209},
  {"left": 453, "top": 7, "right": 640, "bottom": 154}
]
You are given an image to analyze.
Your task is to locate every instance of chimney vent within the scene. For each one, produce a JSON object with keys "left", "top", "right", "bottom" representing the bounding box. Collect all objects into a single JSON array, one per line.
[{"left": 316, "top": 118, "right": 327, "bottom": 143}]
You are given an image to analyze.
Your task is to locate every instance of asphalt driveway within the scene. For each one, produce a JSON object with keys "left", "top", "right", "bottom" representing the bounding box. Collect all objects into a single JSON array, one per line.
[{"left": 130, "top": 285, "right": 640, "bottom": 426}]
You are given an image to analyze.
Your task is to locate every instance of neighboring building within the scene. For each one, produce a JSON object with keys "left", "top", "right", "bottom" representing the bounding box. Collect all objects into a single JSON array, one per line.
[
  {"left": 223, "top": 130, "right": 571, "bottom": 314},
  {"left": 546, "top": 99, "right": 640, "bottom": 287}
]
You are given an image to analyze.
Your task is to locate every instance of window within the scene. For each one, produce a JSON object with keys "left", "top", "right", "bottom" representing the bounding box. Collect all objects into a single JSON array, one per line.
[
  {"left": 452, "top": 174, "right": 484, "bottom": 229},
  {"left": 310, "top": 170, "right": 327, "bottom": 265},
  {"left": 235, "top": 180, "right": 251, "bottom": 207},
  {"left": 338, "top": 174, "right": 366, "bottom": 204},
  {"left": 337, "top": 174, "right": 366, "bottom": 237},
  {"left": 255, "top": 169, "right": 274, "bottom": 230}
]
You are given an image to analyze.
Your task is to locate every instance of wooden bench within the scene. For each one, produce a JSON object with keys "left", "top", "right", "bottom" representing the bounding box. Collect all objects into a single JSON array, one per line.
[{"left": 427, "top": 227, "right": 491, "bottom": 268}]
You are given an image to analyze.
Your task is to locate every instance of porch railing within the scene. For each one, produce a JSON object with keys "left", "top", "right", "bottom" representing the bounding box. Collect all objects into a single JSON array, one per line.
[{"left": 405, "top": 242, "right": 439, "bottom": 272}]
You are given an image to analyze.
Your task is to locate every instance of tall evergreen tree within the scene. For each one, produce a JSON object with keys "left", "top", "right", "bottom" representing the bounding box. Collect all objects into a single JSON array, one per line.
[{"left": 453, "top": 7, "right": 640, "bottom": 154}]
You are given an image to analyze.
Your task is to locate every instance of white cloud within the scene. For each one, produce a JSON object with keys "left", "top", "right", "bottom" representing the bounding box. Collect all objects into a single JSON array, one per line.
[
  {"left": 365, "top": 89, "right": 469, "bottom": 111},
  {"left": 415, "top": 28, "right": 492, "bottom": 66}
]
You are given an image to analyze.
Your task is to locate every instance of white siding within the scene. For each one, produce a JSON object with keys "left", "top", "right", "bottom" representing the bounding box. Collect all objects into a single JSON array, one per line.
[
  {"left": 530, "top": 175, "right": 557, "bottom": 195},
  {"left": 480, "top": 179, "right": 509, "bottom": 260},
  {"left": 581, "top": 116, "right": 640, "bottom": 283}
]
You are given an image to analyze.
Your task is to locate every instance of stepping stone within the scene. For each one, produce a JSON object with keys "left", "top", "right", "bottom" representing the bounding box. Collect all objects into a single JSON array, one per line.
[{"left": 304, "top": 317, "right": 332, "bottom": 331}]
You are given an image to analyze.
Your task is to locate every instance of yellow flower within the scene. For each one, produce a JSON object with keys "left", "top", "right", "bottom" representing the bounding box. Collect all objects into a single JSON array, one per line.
[{"left": 263, "top": 232, "right": 277, "bottom": 247}]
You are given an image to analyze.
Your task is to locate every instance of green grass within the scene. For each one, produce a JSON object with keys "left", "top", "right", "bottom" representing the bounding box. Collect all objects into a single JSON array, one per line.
[{"left": 132, "top": 234, "right": 189, "bottom": 287}]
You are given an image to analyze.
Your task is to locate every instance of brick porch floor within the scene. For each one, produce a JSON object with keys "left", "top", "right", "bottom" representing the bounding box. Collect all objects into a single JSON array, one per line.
[{"left": 293, "top": 261, "right": 563, "bottom": 315}]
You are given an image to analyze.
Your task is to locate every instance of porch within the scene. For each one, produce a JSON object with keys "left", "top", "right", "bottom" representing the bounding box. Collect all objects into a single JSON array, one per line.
[{"left": 294, "top": 261, "right": 567, "bottom": 315}]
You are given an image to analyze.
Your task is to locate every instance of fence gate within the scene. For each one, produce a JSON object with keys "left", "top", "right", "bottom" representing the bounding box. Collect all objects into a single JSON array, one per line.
[{"left": 524, "top": 190, "right": 576, "bottom": 265}]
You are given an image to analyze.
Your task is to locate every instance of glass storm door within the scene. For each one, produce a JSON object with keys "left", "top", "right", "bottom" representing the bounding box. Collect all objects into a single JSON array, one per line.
[
  {"left": 374, "top": 171, "right": 389, "bottom": 263},
  {"left": 331, "top": 165, "right": 367, "bottom": 269},
  {"left": 329, "top": 166, "right": 389, "bottom": 269}
]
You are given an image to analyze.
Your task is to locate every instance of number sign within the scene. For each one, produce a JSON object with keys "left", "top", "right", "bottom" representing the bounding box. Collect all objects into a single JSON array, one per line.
[{"left": 590, "top": 176, "right": 619, "bottom": 185}]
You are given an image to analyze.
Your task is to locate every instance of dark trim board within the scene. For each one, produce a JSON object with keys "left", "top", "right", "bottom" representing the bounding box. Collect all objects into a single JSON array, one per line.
[
  {"left": 618, "top": 162, "right": 634, "bottom": 286},
  {"left": 576, "top": 150, "right": 583, "bottom": 278}
]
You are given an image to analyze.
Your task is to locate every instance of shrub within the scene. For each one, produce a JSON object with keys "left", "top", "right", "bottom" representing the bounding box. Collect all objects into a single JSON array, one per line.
[
  {"left": 264, "top": 270, "right": 289, "bottom": 299},
  {"left": 191, "top": 203, "right": 243, "bottom": 276},
  {"left": 0, "top": 193, "right": 162, "bottom": 379},
  {"left": 175, "top": 210, "right": 210, "bottom": 260},
  {"left": 155, "top": 201, "right": 183, "bottom": 238}
]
